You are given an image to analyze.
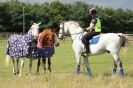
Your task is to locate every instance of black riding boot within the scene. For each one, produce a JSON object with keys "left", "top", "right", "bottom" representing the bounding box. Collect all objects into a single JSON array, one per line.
[
  {"left": 85, "top": 44, "right": 90, "bottom": 54},
  {"left": 85, "top": 43, "right": 90, "bottom": 54}
]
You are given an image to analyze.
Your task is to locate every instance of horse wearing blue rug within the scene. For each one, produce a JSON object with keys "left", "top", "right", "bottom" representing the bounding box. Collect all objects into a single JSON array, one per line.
[
  {"left": 28, "top": 28, "right": 60, "bottom": 74},
  {"left": 5, "top": 22, "right": 41, "bottom": 76}
]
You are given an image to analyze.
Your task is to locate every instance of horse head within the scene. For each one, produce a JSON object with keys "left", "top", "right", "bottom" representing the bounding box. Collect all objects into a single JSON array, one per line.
[
  {"left": 47, "top": 29, "right": 60, "bottom": 47},
  {"left": 58, "top": 21, "right": 68, "bottom": 40},
  {"left": 40, "top": 28, "right": 60, "bottom": 47},
  {"left": 30, "top": 22, "right": 41, "bottom": 39},
  {"left": 58, "top": 21, "right": 83, "bottom": 40}
]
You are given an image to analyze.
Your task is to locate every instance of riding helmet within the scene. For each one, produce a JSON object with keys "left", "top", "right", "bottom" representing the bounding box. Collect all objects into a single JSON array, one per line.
[{"left": 88, "top": 8, "right": 97, "bottom": 15}]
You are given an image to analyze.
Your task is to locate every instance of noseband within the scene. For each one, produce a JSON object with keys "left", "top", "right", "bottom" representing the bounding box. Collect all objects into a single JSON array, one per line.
[{"left": 59, "top": 22, "right": 65, "bottom": 35}]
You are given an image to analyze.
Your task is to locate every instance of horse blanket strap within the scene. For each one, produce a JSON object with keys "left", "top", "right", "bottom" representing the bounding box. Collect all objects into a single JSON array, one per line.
[{"left": 29, "top": 40, "right": 55, "bottom": 59}]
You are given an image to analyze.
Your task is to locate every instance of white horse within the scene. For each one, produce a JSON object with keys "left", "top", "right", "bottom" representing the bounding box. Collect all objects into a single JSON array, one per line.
[
  {"left": 58, "top": 21, "right": 128, "bottom": 77},
  {"left": 5, "top": 22, "right": 41, "bottom": 76}
]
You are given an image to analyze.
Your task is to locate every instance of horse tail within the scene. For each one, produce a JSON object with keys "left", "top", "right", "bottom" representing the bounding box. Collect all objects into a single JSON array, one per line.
[
  {"left": 5, "top": 55, "right": 11, "bottom": 66},
  {"left": 118, "top": 33, "right": 129, "bottom": 53},
  {"left": 118, "top": 33, "right": 128, "bottom": 47},
  {"left": 5, "top": 41, "right": 11, "bottom": 66}
]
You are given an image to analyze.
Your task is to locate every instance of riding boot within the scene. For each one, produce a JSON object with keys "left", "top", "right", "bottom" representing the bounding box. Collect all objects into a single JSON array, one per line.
[
  {"left": 82, "top": 44, "right": 90, "bottom": 56},
  {"left": 86, "top": 45, "right": 90, "bottom": 54},
  {"left": 85, "top": 44, "right": 90, "bottom": 54}
]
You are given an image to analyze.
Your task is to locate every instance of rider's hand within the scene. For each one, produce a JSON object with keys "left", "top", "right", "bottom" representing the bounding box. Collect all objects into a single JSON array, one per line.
[
  {"left": 86, "top": 27, "right": 89, "bottom": 30},
  {"left": 85, "top": 28, "right": 89, "bottom": 32}
]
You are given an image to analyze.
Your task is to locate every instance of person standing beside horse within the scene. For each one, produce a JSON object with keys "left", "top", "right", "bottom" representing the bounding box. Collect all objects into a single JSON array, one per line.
[{"left": 82, "top": 8, "right": 102, "bottom": 55}]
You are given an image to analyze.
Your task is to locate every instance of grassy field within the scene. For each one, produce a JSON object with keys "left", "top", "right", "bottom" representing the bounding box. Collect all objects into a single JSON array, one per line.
[{"left": 0, "top": 38, "right": 133, "bottom": 88}]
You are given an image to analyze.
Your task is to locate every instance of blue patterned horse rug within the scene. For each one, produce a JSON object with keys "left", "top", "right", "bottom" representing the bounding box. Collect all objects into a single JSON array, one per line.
[
  {"left": 28, "top": 39, "right": 39, "bottom": 58},
  {"left": 7, "top": 29, "right": 38, "bottom": 58}
]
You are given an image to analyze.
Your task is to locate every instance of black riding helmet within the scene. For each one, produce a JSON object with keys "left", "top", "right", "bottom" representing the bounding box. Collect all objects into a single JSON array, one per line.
[{"left": 88, "top": 8, "right": 97, "bottom": 15}]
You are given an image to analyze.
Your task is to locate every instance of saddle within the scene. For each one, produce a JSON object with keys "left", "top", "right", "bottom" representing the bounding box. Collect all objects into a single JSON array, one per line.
[
  {"left": 89, "top": 34, "right": 102, "bottom": 45},
  {"left": 82, "top": 34, "right": 102, "bottom": 56}
]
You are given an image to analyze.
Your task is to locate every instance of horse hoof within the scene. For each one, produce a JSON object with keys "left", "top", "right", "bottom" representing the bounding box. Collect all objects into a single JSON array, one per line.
[
  {"left": 18, "top": 74, "right": 22, "bottom": 77},
  {"left": 47, "top": 70, "right": 51, "bottom": 74},
  {"left": 76, "top": 69, "right": 80, "bottom": 75},
  {"left": 87, "top": 68, "right": 92, "bottom": 77},
  {"left": 16, "top": 71, "right": 20, "bottom": 75},
  {"left": 112, "top": 69, "right": 116, "bottom": 76},
  {"left": 13, "top": 73, "right": 17, "bottom": 75}
]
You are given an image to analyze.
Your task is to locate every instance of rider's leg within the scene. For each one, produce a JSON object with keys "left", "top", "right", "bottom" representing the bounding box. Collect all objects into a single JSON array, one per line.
[
  {"left": 85, "top": 32, "right": 100, "bottom": 53},
  {"left": 82, "top": 32, "right": 90, "bottom": 53},
  {"left": 82, "top": 32, "right": 97, "bottom": 53}
]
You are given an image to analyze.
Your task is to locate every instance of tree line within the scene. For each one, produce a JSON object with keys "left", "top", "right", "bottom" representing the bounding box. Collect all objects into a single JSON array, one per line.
[{"left": 0, "top": 1, "right": 133, "bottom": 33}]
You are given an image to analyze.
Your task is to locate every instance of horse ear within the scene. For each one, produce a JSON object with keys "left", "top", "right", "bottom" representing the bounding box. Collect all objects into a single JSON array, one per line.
[
  {"left": 51, "top": 28, "right": 56, "bottom": 32},
  {"left": 31, "top": 21, "right": 34, "bottom": 25},
  {"left": 38, "top": 22, "right": 41, "bottom": 25}
]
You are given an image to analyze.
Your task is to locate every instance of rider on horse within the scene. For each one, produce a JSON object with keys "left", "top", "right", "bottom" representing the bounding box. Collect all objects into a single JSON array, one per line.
[{"left": 82, "top": 8, "right": 102, "bottom": 55}]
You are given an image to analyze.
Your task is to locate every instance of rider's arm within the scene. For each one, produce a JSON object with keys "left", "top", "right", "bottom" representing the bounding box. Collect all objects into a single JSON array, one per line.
[
  {"left": 86, "top": 18, "right": 96, "bottom": 32},
  {"left": 86, "top": 23, "right": 95, "bottom": 32}
]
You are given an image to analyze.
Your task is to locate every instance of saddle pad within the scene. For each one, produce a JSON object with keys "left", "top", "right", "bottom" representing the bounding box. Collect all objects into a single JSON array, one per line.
[{"left": 89, "top": 36, "right": 100, "bottom": 45}]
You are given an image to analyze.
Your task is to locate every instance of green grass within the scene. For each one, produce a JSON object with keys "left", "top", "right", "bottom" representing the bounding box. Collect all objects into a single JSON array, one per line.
[{"left": 0, "top": 38, "right": 133, "bottom": 88}]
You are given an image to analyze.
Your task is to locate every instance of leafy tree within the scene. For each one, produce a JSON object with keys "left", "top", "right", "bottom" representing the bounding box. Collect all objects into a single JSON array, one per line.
[{"left": 0, "top": 1, "right": 133, "bottom": 33}]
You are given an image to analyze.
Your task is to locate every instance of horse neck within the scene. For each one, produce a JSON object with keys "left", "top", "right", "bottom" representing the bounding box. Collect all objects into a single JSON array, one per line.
[
  {"left": 23, "top": 29, "right": 33, "bottom": 43},
  {"left": 39, "top": 30, "right": 51, "bottom": 45},
  {"left": 68, "top": 27, "right": 83, "bottom": 41},
  {"left": 42, "top": 33, "right": 54, "bottom": 46}
]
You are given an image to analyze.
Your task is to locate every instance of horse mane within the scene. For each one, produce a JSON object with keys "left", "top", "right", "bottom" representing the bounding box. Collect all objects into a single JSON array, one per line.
[
  {"left": 68, "top": 21, "right": 80, "bottom": 27},
  {"left": 39, "top": 28, "right": 55, "bottom": 46},
  {"left": 66, "top": 21, "right": 83, "bottom": 32}
]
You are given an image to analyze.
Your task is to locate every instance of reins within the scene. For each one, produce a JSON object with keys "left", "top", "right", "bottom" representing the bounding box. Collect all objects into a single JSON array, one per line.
[
  {"left": 58, "top": 31, "right": 83, "bottom": 35},
  {"left": 59, "top": 22, "right": 85, "bottom": 41}
]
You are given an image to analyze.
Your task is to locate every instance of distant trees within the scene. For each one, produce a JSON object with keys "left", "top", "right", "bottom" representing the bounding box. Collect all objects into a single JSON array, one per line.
[{"left": 0, "top": 1, "right": 133, "bottom": 33}]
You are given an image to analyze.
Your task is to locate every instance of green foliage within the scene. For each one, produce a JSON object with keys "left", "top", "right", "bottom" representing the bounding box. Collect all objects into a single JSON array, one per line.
[{"left": 0, "top": 1, "right": 133, "bottom": 33}]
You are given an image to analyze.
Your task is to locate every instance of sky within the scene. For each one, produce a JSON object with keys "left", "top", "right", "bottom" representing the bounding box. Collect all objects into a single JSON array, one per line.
[{"left": 1, "top": 0, "right": 133, "bottom": 10}]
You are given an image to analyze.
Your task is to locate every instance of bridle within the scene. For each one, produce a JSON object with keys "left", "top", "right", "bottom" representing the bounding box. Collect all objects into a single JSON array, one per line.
[
  {"left": 59, "top": 22, "right": 84, "bottom": 40},
  {"left": 59, "top": 22, "right": 65, "bottom": 35},
  {"left": 59, "top": 22, "right": 83, "bottom": 35}
]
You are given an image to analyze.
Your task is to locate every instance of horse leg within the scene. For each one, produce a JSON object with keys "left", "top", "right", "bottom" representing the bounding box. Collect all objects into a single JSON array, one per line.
[
  {"left": 111, "top": 53, "right": 124, "bottom": 77},
  {"left": 83, "top": 56, "right": 92, "bottom": 77},
  {"left": 19, "top": 58, "right": 25, "bottom": 76},
  {"left": 29, "top": 59, "right": 33, "bottom": 75},
  {"left": 112, "top": 60, "right": 117, "bottom": 76},
  {"left": 16, "top": 58, "right": 20, "bottom": 75},
  {"left": 36, "top": 58, "right": 41, "bottom": 74},
  {"left": 75, "top": 53, "right": 81, "bottom": 74},
  {"left": 117, "top": 59, "right": 124, "bottom": 77},
  {"left": 11, "top": 57, "right": 16, "bottom": 75},
  {"left": 48, "top": 57, "right": 51, "bottom": 73},
  {"left": 42, "top": 58, "right": 46, "bottom": 74}
]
